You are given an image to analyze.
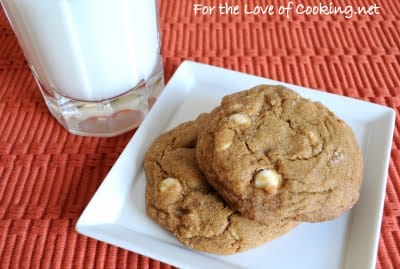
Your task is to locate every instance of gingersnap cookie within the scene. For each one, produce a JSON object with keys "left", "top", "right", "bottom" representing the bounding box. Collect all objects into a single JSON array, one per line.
[
  {"left": 196, "top": 85, "right": 363, "bottom": 224},
  {"left": 144, "top": 114, "right": 297, "bottom": 255}
]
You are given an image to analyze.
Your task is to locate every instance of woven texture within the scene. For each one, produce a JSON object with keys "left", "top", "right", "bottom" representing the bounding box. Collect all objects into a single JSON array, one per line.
[{"left": 1, "top": 0, "right": 399, "bottom": 268}]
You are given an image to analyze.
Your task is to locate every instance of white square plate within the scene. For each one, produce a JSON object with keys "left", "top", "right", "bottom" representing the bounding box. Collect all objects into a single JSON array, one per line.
[{"left": 76, "top": 61, "right": 396, "bottom": 269}]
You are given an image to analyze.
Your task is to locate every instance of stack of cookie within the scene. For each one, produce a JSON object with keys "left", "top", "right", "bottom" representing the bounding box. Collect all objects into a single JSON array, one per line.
[{"left": 144, "top": 85, "right": 363, "bottom": 255}]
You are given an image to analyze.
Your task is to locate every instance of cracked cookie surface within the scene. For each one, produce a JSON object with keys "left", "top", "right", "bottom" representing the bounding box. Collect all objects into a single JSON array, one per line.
[
  {"left": 144, "top": 114, "right": 297, "bottom": 255},
  {"left": 196, "top": 85, "right": 363, "bottom": 224}
]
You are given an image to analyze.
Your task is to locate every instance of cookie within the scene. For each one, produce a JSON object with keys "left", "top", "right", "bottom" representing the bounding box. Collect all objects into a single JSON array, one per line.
[
  {"left": 196, "top": 85, "right": 363, "bottom": 224},
  {"left": 144, "top": 114, "right": 297, "bottom": 255}
]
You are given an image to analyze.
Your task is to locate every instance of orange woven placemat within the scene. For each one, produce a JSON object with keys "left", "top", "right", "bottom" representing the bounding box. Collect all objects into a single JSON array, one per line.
[{"left": 1, "top": 0, "right": 399, "bottom": 268}]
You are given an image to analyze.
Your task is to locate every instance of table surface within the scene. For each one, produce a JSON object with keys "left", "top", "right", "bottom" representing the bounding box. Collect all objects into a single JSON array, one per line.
[{"left": 1, "top": 0, "right": 399, "bottom": 268}]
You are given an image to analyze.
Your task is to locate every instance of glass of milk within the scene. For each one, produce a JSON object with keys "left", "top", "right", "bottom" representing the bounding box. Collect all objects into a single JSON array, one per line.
[{"left": 0, "top": 0, "right": 164, "bottom": 137}]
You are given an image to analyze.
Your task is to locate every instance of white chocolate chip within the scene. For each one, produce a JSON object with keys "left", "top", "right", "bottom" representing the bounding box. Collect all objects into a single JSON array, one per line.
[
  {"left": 333, "top": 151, "right": 343, "bottom": 160},
  {"left": 254, "top": 169, "right": 282, "bottom": 195},
  {"left": 216, "top": 129, "right": 235, "bottom": 151},
  {"left": 229, "top": 229, "right": 240, "bottom": 241},
  {"left": 159, "top": 177, "right": 182, "bottom": 193},
  {"left": 306, "top": 131, "right": 323, "bottom": 155},
  {"left": 219, "top": 141, "right": 232, "bottom": 151},
  {"left": 330, "top": 151, "right": 344, "bottom": 165},
  {"left": 229, "top": 114, "right": 251, "bottom": 125},
  {"left": 307, "top": 131, "right": 319, "bottom": 144}
]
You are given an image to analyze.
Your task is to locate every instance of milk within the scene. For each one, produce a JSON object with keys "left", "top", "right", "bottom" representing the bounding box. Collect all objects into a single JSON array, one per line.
[{"left": 1, "top": 0, "right": 161, "bottom": 101}]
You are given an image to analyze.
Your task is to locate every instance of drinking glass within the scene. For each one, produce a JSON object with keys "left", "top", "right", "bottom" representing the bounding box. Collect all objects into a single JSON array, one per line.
[{"left": 0, "top": 0, "right": 164, "bottom": 137}]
